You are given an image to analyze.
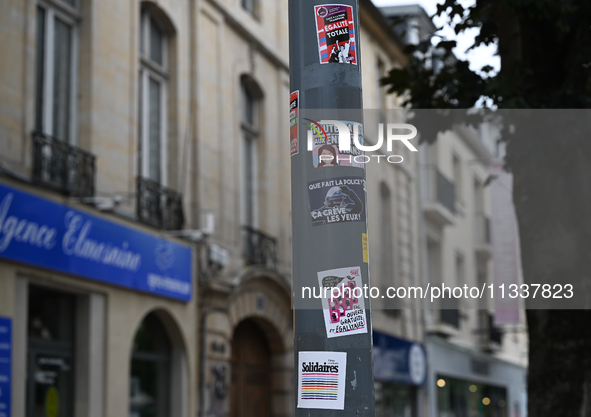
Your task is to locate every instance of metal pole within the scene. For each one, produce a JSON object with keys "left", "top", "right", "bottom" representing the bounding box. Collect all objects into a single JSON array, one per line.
[{"left": 289, "top": 1, "right": 375, "bottom": 416}]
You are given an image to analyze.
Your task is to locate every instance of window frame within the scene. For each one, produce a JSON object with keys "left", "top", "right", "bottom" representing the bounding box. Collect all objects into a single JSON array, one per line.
[
  {"left": 139, "top": 10, "right": 169, "bottom": 186},
  {"left": 241, "top": 0, "right": 260, "bottom": 19},
  {"left": 452, "top": 152, "right": 463, "bottom": 208},
  {"left": 241, "top": 82, "right": 260, "bottom": 229},
  {"left": 379, "top": 182, "right": 394, "bottom": 280},
  {"left": 36, "top": 0, "right": 80, "bottom": 144}
]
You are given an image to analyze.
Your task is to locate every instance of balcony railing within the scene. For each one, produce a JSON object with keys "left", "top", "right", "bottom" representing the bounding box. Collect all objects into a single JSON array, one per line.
[
  {"left": 242, "top": 226, "right": 277, "bottom": 270},
  {"left": 488, "top": 313, "right": 502, "bottom": 344},
  {"left": 32, "top": 132, "right": 96, "bottom": 197},
  {"left": 474, "top": 212, "right": 491, "bottom": 245},
  {"left": 137, "top": 177, "right": 184, "bottom": 230},
  {"left": 477, "top": 311, "right": 503, "bottom": 349}
]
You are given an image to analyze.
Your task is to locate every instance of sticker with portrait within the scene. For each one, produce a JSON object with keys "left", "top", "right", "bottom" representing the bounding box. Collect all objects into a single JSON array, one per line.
[{"left": 308, "top": 120, "right": 364, "bottom": 169}]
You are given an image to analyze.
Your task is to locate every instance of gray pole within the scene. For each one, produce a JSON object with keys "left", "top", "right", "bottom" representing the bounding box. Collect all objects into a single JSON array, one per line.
[{"left": 289, "top": 1, "right": 375, "bottom": 416}]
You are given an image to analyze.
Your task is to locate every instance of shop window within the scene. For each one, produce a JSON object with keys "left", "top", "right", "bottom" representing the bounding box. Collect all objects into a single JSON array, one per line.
[
  {"left": 27, "top": 286, "right": 76, "bottom": 417},
  {"left": 436, "top": 375, "right": 508, "bottom": 417},
  {"left": 129, "top": 313, "right": 172, "bottom": 417},
  {"left": 374, "top": 381, "right": 414, "bottom": 417}
]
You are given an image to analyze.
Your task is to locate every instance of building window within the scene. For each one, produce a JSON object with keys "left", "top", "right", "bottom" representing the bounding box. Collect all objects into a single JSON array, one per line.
[
  {"left": 473, "top": 177, "right": 484, "bottom": 213},
  {"left": 242, "top": 0, "right": 259, "bottom": 19},
  {"left": 455, "top": 252, "right": 465, "bottom": 287},
  {"left": 27, "top": 286, "right": 76, "bottom": 417},
  {"left": 377, "top": 59, "right": 386, "bottom": 110},
  {"left": 452, "top": 153, "right": 462, "bottom": 206},
  {"left": 241, "top": 78, "right": 261, "bottom": 228},
  {"left": 379, "top": 182, "right": 394, "bottom": 280},
  {"left": 130, "top": 313, "right": 171, "bottom": 417},
  {"left": 139, "top": 8, "right": 169, "bottom": 185},
  {"left": 35, "top": 0, "right": 79, "bottom": 143}
]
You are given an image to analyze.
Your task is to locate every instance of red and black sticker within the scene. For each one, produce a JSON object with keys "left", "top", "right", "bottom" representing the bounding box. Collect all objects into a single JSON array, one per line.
[
  {"left": 314, "top": 4, "right": 357, "bottom": 65},
  {"left": 290, "top": 91, "right": 299, "bottom": 156}
]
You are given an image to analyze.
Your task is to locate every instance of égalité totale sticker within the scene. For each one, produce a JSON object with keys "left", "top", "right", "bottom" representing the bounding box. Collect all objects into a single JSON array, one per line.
[{"left": 314, "top": 4, "right": 357, "bottom": 64}]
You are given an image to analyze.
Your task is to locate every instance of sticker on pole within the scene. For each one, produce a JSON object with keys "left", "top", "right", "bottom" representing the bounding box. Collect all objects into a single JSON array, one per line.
[
  {"left": 298, "top": 351, "right": 347, "bottom": 410},
  {"left": 308, "top": 177, "right": 366, "bottom": 226},
  {"left": 306, "top": 120, "right": 364, "bottom": 168},
  {"left": 290, "top": 91, "right": 299, "bottom": 156},
  {"left": 318, "top": 266, "right": 367, "bottom": 338},
  {"left": 362, "top": 233, "right": 368, "bottom": 263},
  {"left": 315, "top": 4, "right": 357, "bottom": 64}
]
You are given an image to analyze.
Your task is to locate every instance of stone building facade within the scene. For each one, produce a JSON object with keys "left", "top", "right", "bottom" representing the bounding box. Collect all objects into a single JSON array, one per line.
[
  {"left": 0, "top": 0, "right": 414, "bottom": 417},
  {"left": 0, "top": 0, "right": 528, "bottom": 416}
]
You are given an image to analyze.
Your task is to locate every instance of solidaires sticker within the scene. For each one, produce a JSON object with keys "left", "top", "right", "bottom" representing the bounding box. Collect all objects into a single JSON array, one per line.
[
  {"left": 314, "top": 4, "right": 357, "bottom": 64},
  {"left": 298, "top": 351, "right": 347, "bottom": 410}
]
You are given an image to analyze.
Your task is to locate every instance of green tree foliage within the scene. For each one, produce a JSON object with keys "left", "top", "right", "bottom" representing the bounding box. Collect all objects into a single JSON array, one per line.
[
  {"left": 383, "top": 0, "right": 591, "bottom": 111},
  {"left": 382, "top": 1, "right": 591, "bottom": 415}
]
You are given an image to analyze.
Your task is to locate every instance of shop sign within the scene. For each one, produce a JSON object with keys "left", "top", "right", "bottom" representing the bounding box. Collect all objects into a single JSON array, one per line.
[
  {"left": 0, "top": 183, "right": 192, "bottom": 301},
  {"left": 0, "top": 317, "right": 10, "bottom": 417},
  {"left": 373, "top": 331, "right": 426, "bottom": 386}
]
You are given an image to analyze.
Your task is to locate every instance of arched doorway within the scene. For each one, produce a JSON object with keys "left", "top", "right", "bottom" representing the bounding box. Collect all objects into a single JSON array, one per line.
[
  {"left": 229, "top": 319, "right": 271, "bottom": 417},
  {"left": 128, "top": 310, "right": 188, "bottom": 417},
  {"left": 129, "top": 313, "right": 172, "bottom": 417}
]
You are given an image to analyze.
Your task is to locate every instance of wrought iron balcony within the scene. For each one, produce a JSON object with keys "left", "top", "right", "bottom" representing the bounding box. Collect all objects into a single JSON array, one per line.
[
  {"left": 242, "top": 226, "right": 278, "bottom": 270},
  {"left": 137, "top": 177, "right": 184, "bottom": 230},
  {"left": 476, "top": 311, "right": 503, "bottom": 350},
  {"left": 32, "top": 132, "right": 96, "bottom": 197},
  {"left": 488, "top": 313, "right": 502, "bottom": 344},
  {"left": 420, "top": 165, "right": 456, "bottom": 226}
]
